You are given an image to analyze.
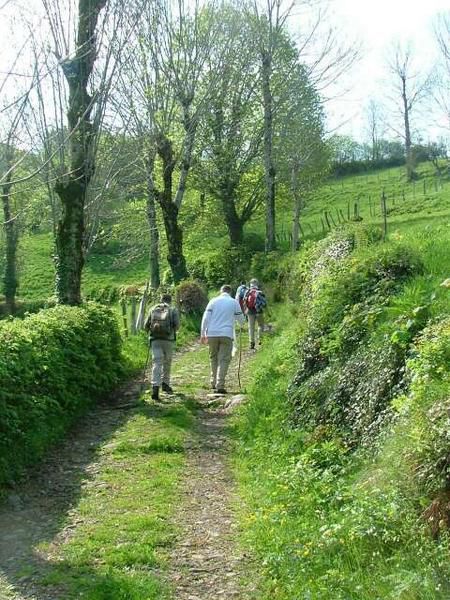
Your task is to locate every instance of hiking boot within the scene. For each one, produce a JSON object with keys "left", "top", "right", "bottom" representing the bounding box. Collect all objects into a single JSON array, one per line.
[
  {"left": 162, "top": 382, "right": 173, "bottom": 394},
  {"left": 216, "top": 388, "right": 227, "bottom": 394},
  {"left": 250, "top": 342, "right": 255, "bottom": 350},
  {"left": 151, "top": 386, "right": 160, "bottom": 401}
]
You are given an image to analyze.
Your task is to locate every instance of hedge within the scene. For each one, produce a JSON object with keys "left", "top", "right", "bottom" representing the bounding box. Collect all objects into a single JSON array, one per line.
[{"left": 0, "top": 303, "right": 124, "bottom": 488}]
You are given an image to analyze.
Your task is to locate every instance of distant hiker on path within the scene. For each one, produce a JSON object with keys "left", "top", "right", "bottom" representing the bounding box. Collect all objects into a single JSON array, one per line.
[
  {"left": 145, "top": 293, "right": 180, "bottom": 401},
  {"left": 235, "top": 280, "right": 248, "bottom": 312},
  {"left": 243, "top": 278, "right": 267, "bottom": 350},
  {"left": 201, "top": 284, "right": 245, "bottom": 394}
]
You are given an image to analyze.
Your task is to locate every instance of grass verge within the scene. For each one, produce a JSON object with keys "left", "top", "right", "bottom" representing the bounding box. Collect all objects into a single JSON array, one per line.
[
  {"left": 232, "top": 223, "right": 450, "bottom": 600},
  {"left": 34, "top": 397, "right": 198, "bottom": 599}
]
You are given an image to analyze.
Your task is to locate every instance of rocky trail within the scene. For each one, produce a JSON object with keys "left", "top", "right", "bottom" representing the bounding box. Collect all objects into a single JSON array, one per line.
[{"left": 0, "top": 343, "right": 257, "bottom": 600}]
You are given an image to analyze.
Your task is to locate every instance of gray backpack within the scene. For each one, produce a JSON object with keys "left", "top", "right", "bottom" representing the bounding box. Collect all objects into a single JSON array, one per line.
[{"left": 149, "top": 304, "right": 173, "bottom": 339}]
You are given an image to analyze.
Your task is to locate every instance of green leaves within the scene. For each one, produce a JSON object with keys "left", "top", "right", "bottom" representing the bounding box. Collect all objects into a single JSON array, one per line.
[{"left": 0, "top": 303, "right": 124, "bottom": 487}]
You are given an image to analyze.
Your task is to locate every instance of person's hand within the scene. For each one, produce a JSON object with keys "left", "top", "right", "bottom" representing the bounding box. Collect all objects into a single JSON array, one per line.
[{"left": 200, "top": 336, "right": 208, "bottom": 345}]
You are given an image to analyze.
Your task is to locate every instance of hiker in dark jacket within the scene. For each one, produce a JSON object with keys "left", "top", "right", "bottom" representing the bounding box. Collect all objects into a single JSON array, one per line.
[
  {"left": 144, "top": 293, "right": 180, "bottom": 401},
  {"left": 243, "top": 278, "right": 267, "bottom": 349}
]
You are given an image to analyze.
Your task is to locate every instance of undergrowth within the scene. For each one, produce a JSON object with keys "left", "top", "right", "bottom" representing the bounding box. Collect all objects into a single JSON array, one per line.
[{"left": 234, "top": 223, "right": 450, "bottom": 599}]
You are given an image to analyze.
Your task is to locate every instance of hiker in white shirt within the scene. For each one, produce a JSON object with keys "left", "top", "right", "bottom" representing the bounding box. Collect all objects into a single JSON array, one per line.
[{"left": 201, "top": 284, "right": 245, "bottom": 394}]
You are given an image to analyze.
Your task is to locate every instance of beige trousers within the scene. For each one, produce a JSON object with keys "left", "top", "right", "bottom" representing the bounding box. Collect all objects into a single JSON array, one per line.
[
  {"left": 248, "top": 312, "right": 264, "bottom": 345},
  {"left": 151, "top": 339, "right": 174, "bottom": 386},
  {"left": 207, "top": 336, "right": 233, "bottom": 389}
]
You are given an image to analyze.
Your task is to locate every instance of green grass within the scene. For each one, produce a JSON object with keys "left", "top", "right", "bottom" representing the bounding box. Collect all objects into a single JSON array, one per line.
[
  {"left": 273, "top": 161, "right": 450, "bottom": 248},
  {"left": 34, "top": 396, "right": 198, "bottom": 599},
  {"left": 232, "top": 225, "right": 450, "bottom": 600},
  {"left": 15, "top": 232, "right": 149, "bottom": 301},
  {"left": 10, "top": 161, "right": 449, "bottom": 302}
]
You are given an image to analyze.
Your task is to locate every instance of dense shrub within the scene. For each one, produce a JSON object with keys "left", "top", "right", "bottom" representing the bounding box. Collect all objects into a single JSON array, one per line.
[
  {"left": 85, "top": 284, "right": 120, "bottom": 304},
  {"left": 288, "top": 233, "right": 424, "bottom": 446},
  {"left": 0, "top": 303, "right": 124, "bottom": 487},
  {"left": 175, "top": 280, "right": 208, "bottom": 315},
  {"left": 250, "top": 251, "right": 285, "bottom": 285},
  {"left": 188, "top": 246, "right": 252, "bottom": 288},
  {"left": 0, "top": 297, "right": 56, "bottom": 319},
  {"left": 399, "top": 318, "right": 450, "bottom": 495},
  {"left": 291, "top": 337, "right": 406, "bottom": 445}
]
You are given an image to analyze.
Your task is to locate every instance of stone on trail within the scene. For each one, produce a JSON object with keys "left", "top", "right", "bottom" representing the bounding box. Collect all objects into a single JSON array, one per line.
[{"left": 224, "top": 394, "right": 246, "bottom": 411}]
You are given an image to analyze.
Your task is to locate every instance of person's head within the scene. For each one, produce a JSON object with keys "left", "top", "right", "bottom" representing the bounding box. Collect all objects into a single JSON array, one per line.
[
  {"left": 220, "top": 284, "right": 232, "bottom": 295},
  {"left": 249, "top": 278, "right": 259, "bottom": 288},
  {"left": 160, "top": 293, "right": 172, "bottom": 304}
]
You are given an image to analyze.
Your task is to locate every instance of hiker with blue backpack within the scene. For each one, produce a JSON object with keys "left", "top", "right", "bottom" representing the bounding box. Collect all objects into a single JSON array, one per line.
[
  {"left": 243, "top": 278, "right": 267, "bottom": 349},
  {"left": 235, "top": 281, "right": 248, "bottom": 312},
  {"left": 144, "top": 293, "right": 180, "bottom": 401}
]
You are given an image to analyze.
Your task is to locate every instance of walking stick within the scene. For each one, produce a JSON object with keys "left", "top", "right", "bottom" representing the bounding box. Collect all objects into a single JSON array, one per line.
[
  {"left": 141, "top": 342, "right": 151, "bottom": 394},
  {"left": 237, "top": 325, "right": 243, "bottom": 392}
]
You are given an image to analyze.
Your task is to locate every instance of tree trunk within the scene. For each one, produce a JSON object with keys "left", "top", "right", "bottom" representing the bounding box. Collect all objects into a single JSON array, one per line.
[
  {"left": 175, "top": 104, "right": 197, "bottom": 210},
  {"left": 160, "top": 201, "right": 188, "bottom": 283},
  {"left": 291, "top": 168, "right": 302, "bottom": 251},
  {"left": 222, "top": 195, "right": 244, "bottom": 246},
  {"left": 54, "top": 0, "right": 107, "bottom": 305},
  {"left": 2, "top": 177, "right": 18, "bottom": 315},
  {"left": 261, "top": 50, "right": 276, "bottom": 251},
  {"left": 156, "top": 134, "right": 189, "bottom": 283},
  {"left": 145, "top": 154, "right": 160, "bottom": 289},
  {"left": 401, "top": 74, "right": 415, "bottom": 182},
  {"left": 218, "top": 176, "right": 244, "bottom": 246},
  {"left": 54, "top": 181, "right": 85, "bottom": 305}
]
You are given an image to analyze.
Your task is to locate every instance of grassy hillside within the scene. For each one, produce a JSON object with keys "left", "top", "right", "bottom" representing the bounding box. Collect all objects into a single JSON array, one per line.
[
  {"left": 7, "top": 161, "right": 450, "bottom": 302},
  {"left": 234, "top": 221, "right": 450, "bottom": 599}
]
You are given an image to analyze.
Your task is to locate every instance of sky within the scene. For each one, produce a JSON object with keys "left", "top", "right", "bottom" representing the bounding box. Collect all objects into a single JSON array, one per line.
[
  {"left": 318, "top": 0, "right": 450, "bottom": 142},
  {"left": 0, "top": 0, "right": 449, "bottom": 145}
]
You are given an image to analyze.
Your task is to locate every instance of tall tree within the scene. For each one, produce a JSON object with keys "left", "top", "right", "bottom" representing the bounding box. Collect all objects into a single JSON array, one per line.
[
  {"left": 364, "top": 100, "right": 385, "bottom": 162},
  {"left": 51, "top": 0, "right": 107, "bottom": 304},
  {"left": 276, "top": 64, "right": 328, "bottom": 250},
  {"left": 38, "top": 0, "right": 129, "bottom": 304},
  {"left": 250, "top": 0, "right": 294, "bottom": 252},
  {"left": 433, "top": 12, "right": 450, "bottom": 135},
  {"left": 0, "top": 21, "right": 35, "bottom": 315},
  {"left": 194, "top": 4, "right": 264, "bottom": 246},
  {"left": 1, "top": 131, "right": 19, "bottom": 314},
  {"left": 118, "top": 0, "right": 221, "bottom": 283},
  {"left": 386, "top": 44, "right": 432, "bottom": 182}
]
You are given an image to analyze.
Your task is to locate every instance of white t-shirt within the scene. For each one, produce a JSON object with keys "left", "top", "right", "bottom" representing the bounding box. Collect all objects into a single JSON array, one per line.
[{"left": 201, "top": 293, "right": 245, "bottom": 339}]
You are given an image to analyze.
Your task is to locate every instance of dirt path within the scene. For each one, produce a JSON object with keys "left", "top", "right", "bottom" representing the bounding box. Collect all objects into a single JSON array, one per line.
[
  {"left": 165, "top": 360, "right": 255, "bottom": 599},
  {"left": 0, "top": 380, "right": 141, "bottom": 600},
  {"left": 0, "top": 341, "right": 257, "bottom": 600}
]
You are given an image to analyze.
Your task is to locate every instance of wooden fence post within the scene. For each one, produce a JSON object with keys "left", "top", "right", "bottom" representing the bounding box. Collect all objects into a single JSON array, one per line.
[
  {"left": 381, "top": 190, "right": 388, "bottom": 241},
  {"left": 120, "top": 299, "right": 128, "bottom": 338},
  {"left": 130, "top": 296, "right": 137, "bottom": 335}
]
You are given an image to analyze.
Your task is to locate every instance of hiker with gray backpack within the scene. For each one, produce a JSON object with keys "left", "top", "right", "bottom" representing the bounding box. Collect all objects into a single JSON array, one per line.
[
  {"left": 144, "top": 293, "right": 180, "bottom": 401},
  {"left": 243, "top": 278, "right": 267, "bottom": 349}
]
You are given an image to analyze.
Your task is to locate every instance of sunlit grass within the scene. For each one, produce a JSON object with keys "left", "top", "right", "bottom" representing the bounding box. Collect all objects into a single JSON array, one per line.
[{"left": 34, "top": 399, "right": 197, "bottom": 599}]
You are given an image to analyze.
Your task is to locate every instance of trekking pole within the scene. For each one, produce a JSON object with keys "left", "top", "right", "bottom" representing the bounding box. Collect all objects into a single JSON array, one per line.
[
  {"left": 237, "top": 325, "right": 243, "bottom": 392},
  {"left": 142, "top": 343, "right": 151, "bottom": 393}
]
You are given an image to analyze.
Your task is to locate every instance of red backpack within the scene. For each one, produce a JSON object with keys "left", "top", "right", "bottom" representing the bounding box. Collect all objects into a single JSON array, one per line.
[{"left": 244, "top": 288, "right": 258, "bottom": 311}]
